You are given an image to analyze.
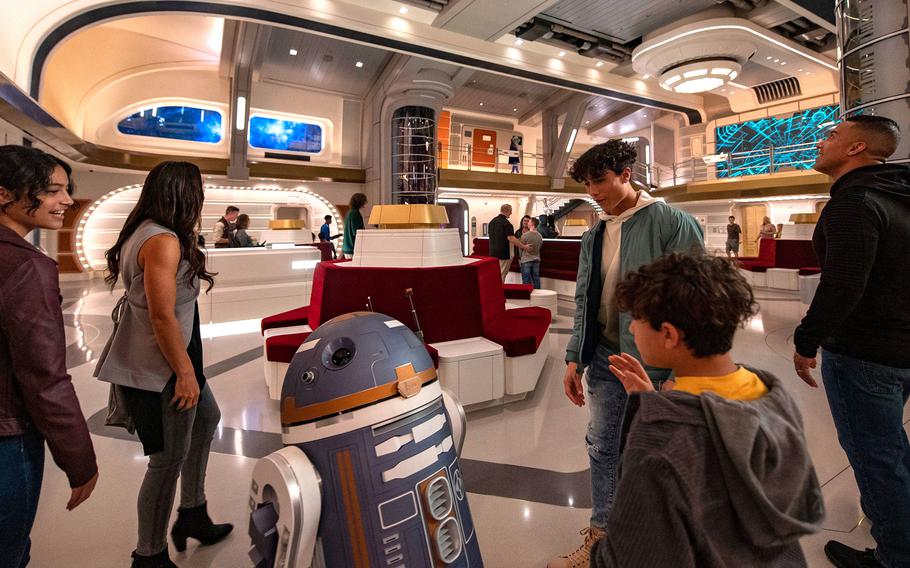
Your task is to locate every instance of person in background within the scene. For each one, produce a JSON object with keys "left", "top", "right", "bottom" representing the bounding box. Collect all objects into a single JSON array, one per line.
[
  {"left": 95, "top": 161, "right": 232, "bottom": 567},
  {"left": 341, "top": 193, "right": 367, "bottom": 260},
  {"left": 793, "top": 115, "right": 910, "bottom": 568},
  {"left": 211, "top": 206, "right": 239, "bottom": 248},
  {"left": 552, "top": 139, "right": 704, "bottom": 568},
  {"left": 0, "top": 146, "right": 99, "bottom": 567},
  {"left": 593, "top": 252, "right": 824, "bottom": 567},
  {"left": 488, "top": 204, "right": 530, "bottom": 282},
  {"left": 319, "top": 214, "right": 339, "bottom": 259},
  {"left": 230, "top": 214, "right": 256, "bottom": 247},
  {"left": 519, "top": 217, "right": 543, "bottom": 289},
  {"left": 757, "top": 216, "right": 776, "bottom": 241},
  {"left": 514, "top": 214, "right": 531, "bottom": 259},
  {"left": 726, "top": 215, "right": 742, "bottom": 258}
]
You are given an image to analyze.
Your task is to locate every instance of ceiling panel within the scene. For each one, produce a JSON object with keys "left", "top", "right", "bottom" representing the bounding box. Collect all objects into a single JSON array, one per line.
[
  {"left": 259, "top": 27, "right": 392, "bottom": 97},
  {"left": 447, "top": 70, "right": 561, "bottom": 117},
  {"left": 541, "top": 0, "right": 720, "bottom": 43}
]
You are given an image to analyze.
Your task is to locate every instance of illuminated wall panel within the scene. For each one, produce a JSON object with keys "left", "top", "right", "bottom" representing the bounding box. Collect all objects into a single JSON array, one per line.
[{"left": 715, "top": 105, "right": 838, "bottom": 177}]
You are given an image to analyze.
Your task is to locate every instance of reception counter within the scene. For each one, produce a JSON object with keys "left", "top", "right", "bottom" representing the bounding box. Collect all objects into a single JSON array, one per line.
[{"left": 199, "top": 246, "right": 320, "bottom": 324}]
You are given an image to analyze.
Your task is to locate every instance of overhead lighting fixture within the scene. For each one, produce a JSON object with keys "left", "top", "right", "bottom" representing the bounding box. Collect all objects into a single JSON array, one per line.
[
  {"left": 399, "top": 6, "right": 408, "bottom": 14},
  {"left": 766, "top": 56, "right": 772, "bottom": 60},
  {"left": 289, "top": 49, "right": 298, "bottom": 56},
  {"left": 642, "top": 74, "right": 650, "bottom": 79},
  {"left": 585, "top": 120, "right": 590, "bottom": 124},
  {"left": 515, "top": 38, "right": 524, "bottom": 46},
  {"left": 659, "top": 59, "right": 741, "bottom": 94},
  {"left": 558, "top": 51, "right": 566, "bottom": 57},
  {"left": 513, "top": 108, "right": 518, "bottom": 112},
  {"left": 355, "top": 61, "right": 364, "bottom": 68},
  {"left": 595, "top": 61, "right": 604, "bottom": 67}
]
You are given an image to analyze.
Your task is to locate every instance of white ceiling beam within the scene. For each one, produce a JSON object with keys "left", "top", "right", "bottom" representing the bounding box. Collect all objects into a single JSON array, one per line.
[
  {"left": 433, "top": 0, "right": 562, "bottom": 41},
  {"left": 585, "top": 104, "right": 639, "bottom": 135}
]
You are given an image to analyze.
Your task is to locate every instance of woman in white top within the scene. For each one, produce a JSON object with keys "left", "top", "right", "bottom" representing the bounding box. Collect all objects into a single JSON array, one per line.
[{"left": 96, "top": 162, "right": 231, "bottom": 567}]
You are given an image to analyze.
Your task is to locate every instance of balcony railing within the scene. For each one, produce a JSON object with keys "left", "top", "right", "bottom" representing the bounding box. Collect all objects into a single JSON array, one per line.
[{"left": 438, "top": 140, "right": 820, "bottom": 189}]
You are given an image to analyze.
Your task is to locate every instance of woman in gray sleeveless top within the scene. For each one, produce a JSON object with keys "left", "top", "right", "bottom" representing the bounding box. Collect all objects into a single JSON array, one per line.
[{"left": 94, "top": 162, "right": 232, "bottom": 567}]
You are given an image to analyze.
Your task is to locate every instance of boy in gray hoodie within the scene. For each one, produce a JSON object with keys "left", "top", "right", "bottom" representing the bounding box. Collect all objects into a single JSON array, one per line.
[{"left": 593, "top": 252, "right": 825, "bottom": 567}]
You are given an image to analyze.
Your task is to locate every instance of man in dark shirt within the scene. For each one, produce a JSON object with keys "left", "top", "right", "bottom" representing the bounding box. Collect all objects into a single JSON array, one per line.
[
  {"left": 488, "top": 204, "right": 528, "bottom": 282},
  {"left": 793, "top": 115, "right": 910, "bottom": 568},
  {"left": 319, "top": 214, "right": 339, "bottom": 259},
  {"left": 725, "top": 215, "right": 741, "bottom": 258}
]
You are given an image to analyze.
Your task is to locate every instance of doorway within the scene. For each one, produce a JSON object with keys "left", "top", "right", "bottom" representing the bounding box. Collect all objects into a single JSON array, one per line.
[
  {"left": 438, "top": 198, "right": 470, "bottom": 255},
  {"left": 738, "top": 204, "right": 769, "bottom": 257},
  {"left": 471, "top": 128, "right": 497, "bottom": 169}
]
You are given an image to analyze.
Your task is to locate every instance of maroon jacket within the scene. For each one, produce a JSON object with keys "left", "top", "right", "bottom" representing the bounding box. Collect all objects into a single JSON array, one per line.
[{"left": 0, "top": 224, "right": 97, "bottom": 487}]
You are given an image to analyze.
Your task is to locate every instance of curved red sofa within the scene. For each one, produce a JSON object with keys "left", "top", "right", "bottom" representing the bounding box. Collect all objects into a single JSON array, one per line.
[{"left": 263, "top": 257, "right": 551, "bottom": 368}]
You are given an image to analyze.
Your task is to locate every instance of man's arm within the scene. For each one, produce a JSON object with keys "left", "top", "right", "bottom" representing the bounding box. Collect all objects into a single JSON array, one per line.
[
  {"left": 213, "top": 221, "right": 229, "bottom": 245},
  {"left": 794, "top": 194, "right": 879, "bottom": 359}
]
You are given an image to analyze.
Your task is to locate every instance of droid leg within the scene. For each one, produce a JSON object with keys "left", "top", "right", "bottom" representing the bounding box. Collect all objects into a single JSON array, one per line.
[{"left": 249, "top": 447, "right": 322, "bottom": 568}]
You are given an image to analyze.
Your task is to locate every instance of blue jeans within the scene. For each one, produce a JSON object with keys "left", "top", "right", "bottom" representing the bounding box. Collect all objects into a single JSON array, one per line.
[
  {"left": 822, "top": 349, "right": 910, "bottom": 567},
  {"left": 0, "top": 431, "right": 45, "bottom": 568},
  {"left": 520, "top": 260, "right": 541, "bottom": 289}
]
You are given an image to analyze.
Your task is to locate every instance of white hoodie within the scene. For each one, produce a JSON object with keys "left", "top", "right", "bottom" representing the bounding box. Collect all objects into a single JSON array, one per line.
[{"left": 598, "top": 190, "right": 662, "bottom": 348}]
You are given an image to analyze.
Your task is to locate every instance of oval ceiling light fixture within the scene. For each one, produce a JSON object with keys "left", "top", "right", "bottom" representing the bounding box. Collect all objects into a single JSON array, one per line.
[{"left": 658, "top": 59, "right": 742, "bottom": 94}]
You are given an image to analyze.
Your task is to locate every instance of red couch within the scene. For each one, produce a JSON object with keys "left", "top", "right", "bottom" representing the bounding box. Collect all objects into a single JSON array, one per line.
[
  {"left": 738, "top": 239, "right": 818, "bottom": 272},
  {"left": 472, "top": 238, "right": 581, "bottom": 281},
  {"left": 263, "top": 257, "right": 551, "bottom": 366}
]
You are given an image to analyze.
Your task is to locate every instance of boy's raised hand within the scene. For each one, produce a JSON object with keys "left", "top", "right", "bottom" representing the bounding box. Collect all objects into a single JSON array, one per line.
[{"left": 608, "top": 353, "right": 655, "bottom": 393}]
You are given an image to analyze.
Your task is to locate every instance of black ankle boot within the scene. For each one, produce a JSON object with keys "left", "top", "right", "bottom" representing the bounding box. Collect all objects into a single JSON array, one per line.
[
  {"left": 131, "top": 549, "right": 177, "bottom": 568},
  {"left": 170, "top": 502, "right": 234, "bottom": 552}
]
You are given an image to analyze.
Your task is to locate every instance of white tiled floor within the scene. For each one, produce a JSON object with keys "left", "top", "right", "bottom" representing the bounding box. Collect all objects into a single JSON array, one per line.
[{"left": 26, "top": 279, "right": 903, "bottom": 567}]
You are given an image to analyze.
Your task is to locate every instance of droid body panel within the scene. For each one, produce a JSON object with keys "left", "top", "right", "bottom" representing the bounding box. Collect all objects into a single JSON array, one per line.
[{"left": 249, "top": 312, "right": 483, "bottom": 568}]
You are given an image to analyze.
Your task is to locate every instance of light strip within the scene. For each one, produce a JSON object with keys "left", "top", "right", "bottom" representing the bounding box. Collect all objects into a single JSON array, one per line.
[
  {"left": 565, "top": 128, "right": 578, "bottom": 153},
  {"left": 235, "top": 96, "right": 247, "bottom": 131},
  {"left": 632, "top": 24, "right": 838, "bottom": 71}
]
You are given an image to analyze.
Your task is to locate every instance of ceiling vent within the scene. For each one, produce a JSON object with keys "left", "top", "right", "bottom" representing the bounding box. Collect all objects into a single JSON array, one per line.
[{"left": 753, "top": 77, "right": 802, "bottom": 104}]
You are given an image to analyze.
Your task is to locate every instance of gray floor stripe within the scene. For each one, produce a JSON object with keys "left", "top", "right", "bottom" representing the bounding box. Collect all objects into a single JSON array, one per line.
[
  {"left": 204, "top": 346, "right": 262, "bottom": 379},
  {"left": 86, "top": 408, "right": 591, "bottom": 508}
]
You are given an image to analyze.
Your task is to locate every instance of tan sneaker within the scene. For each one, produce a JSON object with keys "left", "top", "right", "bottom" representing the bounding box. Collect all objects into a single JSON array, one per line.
[{"left": 547, "top": 525, "right": 607, "bottom": 568}]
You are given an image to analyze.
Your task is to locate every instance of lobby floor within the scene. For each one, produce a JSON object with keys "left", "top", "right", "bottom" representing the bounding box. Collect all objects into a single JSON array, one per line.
[{"left": 27, "top": 277, "right": 906, "bottom": 567}]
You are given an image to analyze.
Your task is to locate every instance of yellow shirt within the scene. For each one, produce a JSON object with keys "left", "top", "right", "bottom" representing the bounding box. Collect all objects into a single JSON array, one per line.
[{"left": 672, "top": 367, "right": 768, "bottom": 401}]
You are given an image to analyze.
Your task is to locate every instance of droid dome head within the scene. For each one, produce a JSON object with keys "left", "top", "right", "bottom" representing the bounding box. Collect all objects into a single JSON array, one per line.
[{"left": 280, "top": 312, "right": 436, "bottom": 427}]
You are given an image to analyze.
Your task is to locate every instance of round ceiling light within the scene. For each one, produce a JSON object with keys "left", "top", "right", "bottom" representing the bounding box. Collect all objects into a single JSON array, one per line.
[{"left": 658, "top": 59, "right": 742, "bottom": 94}]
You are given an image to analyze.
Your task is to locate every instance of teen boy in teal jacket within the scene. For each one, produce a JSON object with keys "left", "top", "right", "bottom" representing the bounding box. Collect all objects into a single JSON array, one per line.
[{"left": 550, "top": 140, "right": 704, "bottom": 568}]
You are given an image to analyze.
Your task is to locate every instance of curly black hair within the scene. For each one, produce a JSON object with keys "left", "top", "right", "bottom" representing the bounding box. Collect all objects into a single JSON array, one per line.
[
  {"left": 569, "top": 140, "right": 637, "bottom": 183},
  {"left": 349, "top": 192, "right": 368, "bottom": 209},
  {"left": 0, "top": 145, "right": 62, "bottom": 214},
  {"left": 615, "top": 252, "right": 758, "bottom": 357}
]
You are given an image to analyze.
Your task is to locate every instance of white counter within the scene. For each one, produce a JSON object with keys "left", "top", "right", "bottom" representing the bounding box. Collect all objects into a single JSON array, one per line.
[{"left": 199, "top": 246, "right": 320, "bottom": 324}]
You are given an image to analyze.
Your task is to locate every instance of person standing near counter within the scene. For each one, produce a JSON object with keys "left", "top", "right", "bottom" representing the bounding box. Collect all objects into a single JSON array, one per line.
[
  {"left": 211, "top": 206, "right": 239, "bottom": 248},
  {"left": 0, "top": 145, "right": 99, "bottom": 567},
  {"left": 341, "top": 193, "right": 367, "bottom": 260},
  {"left": 519, "top": 217, "right": 543, "bottom": 289},
  {"left": 230, "top": 214, "right": 256, "bottom": 247},
  {"left": 96, "top": 161, "right": 232, "bottom": 567}
]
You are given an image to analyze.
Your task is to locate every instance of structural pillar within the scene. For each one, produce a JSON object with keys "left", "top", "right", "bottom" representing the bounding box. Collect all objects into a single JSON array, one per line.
[{"left": 836, "top": 0, "right": 910, "bottom": 162}]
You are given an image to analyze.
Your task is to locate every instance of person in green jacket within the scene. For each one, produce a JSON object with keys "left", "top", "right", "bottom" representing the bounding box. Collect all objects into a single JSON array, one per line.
[
  {"left": 549, "top": 140, "right": 704, "bottom": 568},
  {"left": 341, "top": 192, "right": 367, "bottom": 259}
]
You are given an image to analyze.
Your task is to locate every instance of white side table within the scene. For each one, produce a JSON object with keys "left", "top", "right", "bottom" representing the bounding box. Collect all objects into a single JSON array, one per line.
[{"left": 429, "top": 337, "right": 505, "bottom": 407}]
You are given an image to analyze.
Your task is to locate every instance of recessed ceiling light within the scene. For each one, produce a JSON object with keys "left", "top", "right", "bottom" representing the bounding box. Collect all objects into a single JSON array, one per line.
[
  {"left": 596, "top": 61, "right": 604, "bottom": 67},
  {"left": 513, "top": 108, "right": 518, "bottom": 112},
  {"left": 289, "top": 49, "right": 298, "bottom": 56},
  {"left": 355, "top": 61, "right": 364, "bottom": 68},
  {"left": 798, "top": 68, "right": 804, "bottom": 72},
  {"left": 515, "top": 38, "right": 524, "bottom": 46},
  {"left": 642, "top": 74, "right": 650, "bottom": 79},
  {"left": 766, "top": 56, "right": 772, "bottom": 60},
  {"left": 781, "top": 61, "right": 786, "bottom": 65},
  {"left": 558, "top": 51, "right": 566, "bottom": 57},
  {"left": 773, "top": 58, "right": 779, "bottom": 63},
  {"left": 479, "top": 102, "right": 484, "bottom": 106},
  {"left": 643, "top": 114, "right": 647, "bottom": 117},
  {"left": 399, "top": 6, "right": 408, "bottom": 14}
]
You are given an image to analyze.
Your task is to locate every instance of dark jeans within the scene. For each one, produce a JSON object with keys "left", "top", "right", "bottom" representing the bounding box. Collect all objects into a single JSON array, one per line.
[
  {"left": 822, "top": 349, "right": 910, "bottom": 567},
  {"left": 0, "top": 430, "right": 45, "bottom": 568},
  {"left": 520, "top": 260, "right": 541, "bottom": 289}
]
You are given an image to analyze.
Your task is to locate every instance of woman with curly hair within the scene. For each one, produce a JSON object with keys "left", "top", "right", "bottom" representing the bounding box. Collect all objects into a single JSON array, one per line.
[{"left": 341, "top": 192, "right": 368, "bottom": 259}]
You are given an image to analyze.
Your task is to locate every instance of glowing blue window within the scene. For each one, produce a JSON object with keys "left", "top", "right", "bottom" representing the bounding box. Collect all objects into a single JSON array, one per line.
[
  {"left": 117, "top": 106, "right": 223, "bottom": 143},
  {"left": 249, "top": 116, "right": 323, "bottom": 153},
  {"left": 715, "top": 105, "right": 838, "bottom": 177}
]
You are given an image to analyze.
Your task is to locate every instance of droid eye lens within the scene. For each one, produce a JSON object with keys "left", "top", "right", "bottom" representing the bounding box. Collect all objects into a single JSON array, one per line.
[{"left": 331, "top": 348, "right": 353, "bottom": 367}]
